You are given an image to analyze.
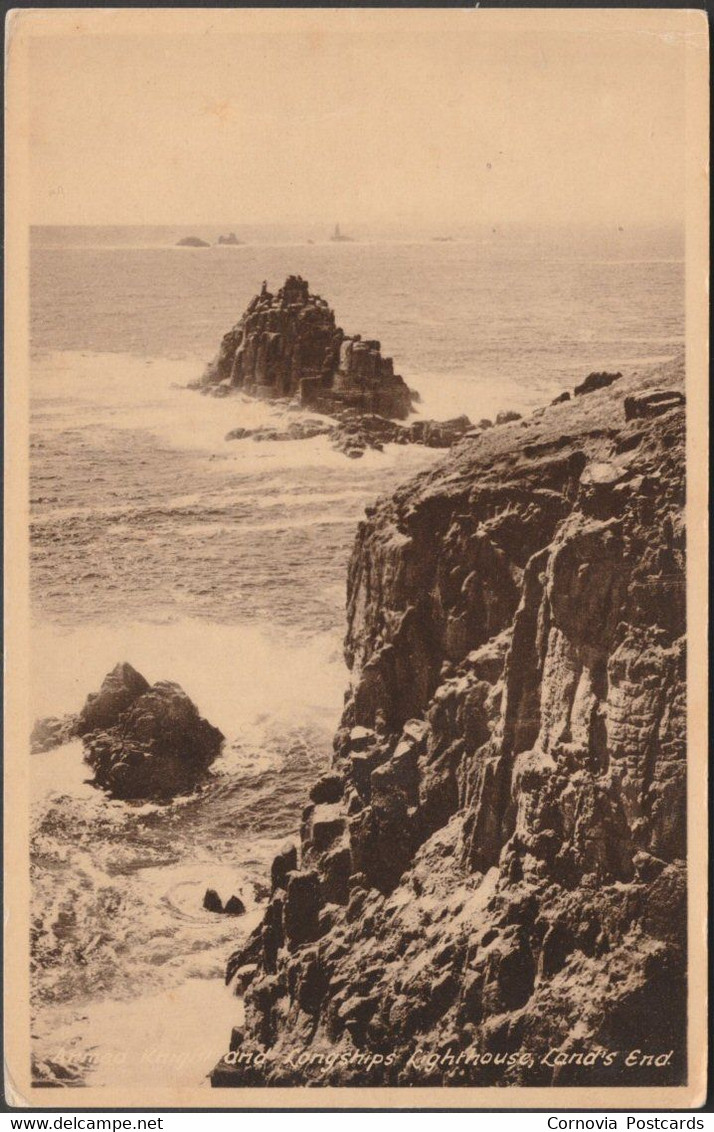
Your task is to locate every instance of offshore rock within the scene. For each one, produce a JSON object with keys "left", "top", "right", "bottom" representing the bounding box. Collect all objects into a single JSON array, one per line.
[
  {"left": 212, "top": 355, "right": 686, "bottom": 1088},
  {"left": 79, "top": 666, "right": 223, "bottom": 799},
  {"left": 176, "top": 236, "right": 210, "bottom": 247},
  {"left": 200, "top": 276, "right": 415, "bottom": 420}
]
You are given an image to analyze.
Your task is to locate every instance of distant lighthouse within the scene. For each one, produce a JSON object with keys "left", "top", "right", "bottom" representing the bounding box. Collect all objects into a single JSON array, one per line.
[{"left": 330, "top": 223, "right": 354, "bottom": 243}]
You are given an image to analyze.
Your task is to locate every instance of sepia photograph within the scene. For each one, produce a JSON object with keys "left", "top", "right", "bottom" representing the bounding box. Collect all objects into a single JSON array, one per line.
[{"left": 3, "top": 6, "right": 709, "bottom": 1109}]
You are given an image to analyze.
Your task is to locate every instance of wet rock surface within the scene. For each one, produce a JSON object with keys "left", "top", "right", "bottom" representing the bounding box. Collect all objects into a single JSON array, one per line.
[{"left": 212, "top": 355, "right": 687, "bottom": 1088}]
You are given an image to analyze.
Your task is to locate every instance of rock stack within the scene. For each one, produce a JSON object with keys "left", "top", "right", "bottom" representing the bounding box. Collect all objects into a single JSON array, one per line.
[{"left": 200, "top": 276, "right": 415, "bottom": 420}]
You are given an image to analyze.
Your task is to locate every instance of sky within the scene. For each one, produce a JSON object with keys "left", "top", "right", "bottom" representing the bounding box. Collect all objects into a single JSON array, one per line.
[{"left": 19, "top": 9, "right": 701, "bottom": 229}]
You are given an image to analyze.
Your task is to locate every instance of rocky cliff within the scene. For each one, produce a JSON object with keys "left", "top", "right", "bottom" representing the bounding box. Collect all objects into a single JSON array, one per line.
[
  {"left": 200, "top": 276, "right": 415, "bottom": 420},
  {"left": 212, "top": 357, "right": 687, "bottom": 1089}
]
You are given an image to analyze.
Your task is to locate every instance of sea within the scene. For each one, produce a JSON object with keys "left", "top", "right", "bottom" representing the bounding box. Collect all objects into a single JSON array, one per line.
[{"left": 28, "top": 223, "right": 684, "bottom": 1088}]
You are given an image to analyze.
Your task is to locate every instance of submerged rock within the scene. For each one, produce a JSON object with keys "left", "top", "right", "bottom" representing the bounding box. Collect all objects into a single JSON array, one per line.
[
  {"left": 203, "top": 890, "right": 247, "bottom": 916},
  {"left": 224, "top": 406, "right": 474, "bottom": 458},
  {"left": 176, "top": 236, "right": 210, "bottom": 247},
  {"left": 77, "top": 665, "right": 223, "bottom": 799}
]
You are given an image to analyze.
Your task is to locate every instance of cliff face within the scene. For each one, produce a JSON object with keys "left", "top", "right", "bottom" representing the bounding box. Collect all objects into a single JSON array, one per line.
[
  {"left": 213, "top": 358, "right": 687, "bottom": 1088},
  {"left": 201, "top": 275, "right": 414, "bottom": 419}
]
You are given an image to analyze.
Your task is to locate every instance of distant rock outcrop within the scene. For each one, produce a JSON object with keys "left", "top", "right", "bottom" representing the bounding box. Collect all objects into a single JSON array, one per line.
[
  {"left": 177, "top": 236, "right": 210, "bottom": 247},
  {"left": 199, "top": 275, "right": 415, "bottom": 420},
  {"left": 217, "top": 233, "right": 243, "bottom": 246}
]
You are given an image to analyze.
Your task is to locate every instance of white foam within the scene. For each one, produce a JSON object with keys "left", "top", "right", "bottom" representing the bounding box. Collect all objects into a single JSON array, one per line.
[
  {"left": 31, "top": 350, "right": 449, "bottom": 470},
  {"left": 31, "top": 617, "right": 347, "bottom": 743}
]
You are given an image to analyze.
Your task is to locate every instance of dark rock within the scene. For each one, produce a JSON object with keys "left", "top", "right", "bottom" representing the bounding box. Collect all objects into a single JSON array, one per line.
[
  {"left": 495, "top": 410, "right": 522, "bottom": 425},
  {"left": 551, "top": 391, "right": 571, "bottom": 405},
  {"left": 223, "top": 895, "right": 247, "bottom": 916},
  {"left": 284, "top": 870, "right": 322, "bottom": 948},
  {"left": 217, "top": 233, "right": 243, "bottom": 246},
  {"left": 625, "top": 388, "right": 685, "bottom": 421},
  {"left": 81, "top": 670, "right": 223, "bottom": 799},
  {"left": 203, "top": 888, "right": 223, "bottom": 913},
  {"left": 76, "top": 662, "right": 150, "bottom": 735},
  {"left": 310, "top": 773, "right": 344, "bottom": 804},
  {"left": 176, "top": 236, "right": 210, "bottom": 247},
  {"left": 573, "top": 370, "right": 622, "bottom": 396},
  {"left": 212, "top": 355, "right": 687, "bottom": 1088},
  {"left": 270, "top": 842, "right": 298, "bottom": 893}
]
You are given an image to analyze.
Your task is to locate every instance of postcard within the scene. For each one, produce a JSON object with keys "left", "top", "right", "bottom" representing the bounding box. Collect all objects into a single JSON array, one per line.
[{"left": 4, "top": 7, "right": 708, "bottom": 1109}]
